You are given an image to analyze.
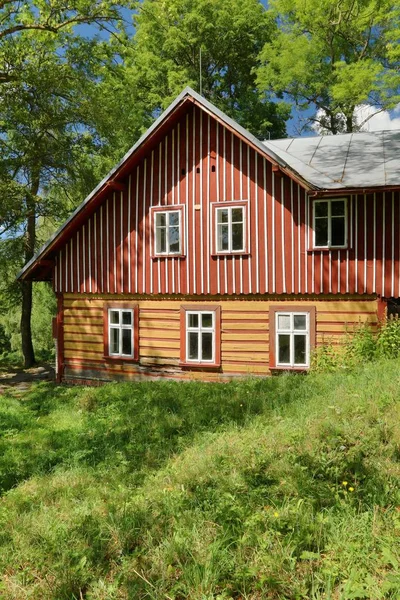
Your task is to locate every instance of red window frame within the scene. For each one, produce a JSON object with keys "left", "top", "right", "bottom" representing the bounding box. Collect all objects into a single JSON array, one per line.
[
  {"left": 180, "top": 305, "right": 221, "bottom": 369},
  {"left": 103, "top": 302, "right": 139, "bottom": 362}
]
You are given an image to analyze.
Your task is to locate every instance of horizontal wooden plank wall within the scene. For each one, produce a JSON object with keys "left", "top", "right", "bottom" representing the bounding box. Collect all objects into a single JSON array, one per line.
[
  {"left": 52, "top": 104, "right": 400, "bottom": 300},
  {"left": 62, "top": 294, "right": 379, "bottom": 382}
]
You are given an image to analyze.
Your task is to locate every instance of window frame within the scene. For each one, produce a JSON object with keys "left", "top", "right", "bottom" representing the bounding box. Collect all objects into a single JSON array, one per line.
[
  {"left": 211, "top": 201, "right": 249, "bottom": 256},
  {"left": 103, "top": 302, "right": 139, "bottom": 362},
  {"left": 312, "top": 198, "right": 348, "bottom": 250},
  {"left": 269, "top": 306, "right": 316, "bottom": 370},
  {"left": 150, "top": 205, "right": 185, "bottom": 258},
  {"left": 180, "top": 305, "right": 221, "bottom": 368}
]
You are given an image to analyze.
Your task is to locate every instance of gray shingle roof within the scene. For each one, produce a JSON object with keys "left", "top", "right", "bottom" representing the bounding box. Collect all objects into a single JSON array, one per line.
[{"left": 263, "top": 130, "right": 400, "bottom": 190}]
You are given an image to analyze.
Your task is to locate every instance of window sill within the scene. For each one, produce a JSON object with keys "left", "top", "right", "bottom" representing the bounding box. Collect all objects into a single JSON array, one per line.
[
  {"left": 270, "top": 366, "right": 309, "bottom": 373},
  {"left": 211, "top": 252, "right": 249, "bottom": 258},
  {"left": 179, "top": 361, "right": 221, "bottom": 370},
  {"left": 308, "top": 246, "right": 348, "bottom": 252},
  {"left": 104, "top": 355, "right": 139, "bottom": 363},
  {"left": 151, "top": 254, "right": 186, "bottom": 260}
]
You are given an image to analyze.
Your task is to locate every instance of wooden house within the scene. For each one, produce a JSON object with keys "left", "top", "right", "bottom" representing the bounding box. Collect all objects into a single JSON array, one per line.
[{"left": 18, "top": 88, "right": 400, "bottom": 383}]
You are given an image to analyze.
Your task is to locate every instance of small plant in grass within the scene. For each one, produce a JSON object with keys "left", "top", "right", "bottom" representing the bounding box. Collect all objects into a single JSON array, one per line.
[
  {"left": 311, "top": 341, "right": 340, "bottom": 372},
  {"left": 343, "top": 322, "right": 377, "bottom": 366},
  {"left": 377, "top": 315, "right": 400, "bottom": 358}
]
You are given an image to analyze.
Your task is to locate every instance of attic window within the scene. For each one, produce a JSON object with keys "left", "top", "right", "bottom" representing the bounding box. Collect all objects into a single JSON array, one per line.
[
  {"left": 313, "top": 198, "right": 347, "bottom": 248},
  {"left": 150, "top": 205, "right": 185, "bottom": 257}
]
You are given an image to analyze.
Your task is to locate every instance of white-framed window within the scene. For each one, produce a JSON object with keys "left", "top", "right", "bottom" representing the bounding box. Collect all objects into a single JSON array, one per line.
[
  {"left": 154, "top": 209, "right": 182, "bottom": 255},
  {"left": 275, "top": 312, "right": 310, "bottom": 368},
  {"left": 215, "top": 205, "right": 245, "bottom": 253},
  {"left": 186, "top": 311, "right": 215, "bottom": 363},
  {"left": 313, "top": 198, "right": 347, "bottom": 248},
  {"left": 108, "top": 308, "right": 134, "bottom": 357}
]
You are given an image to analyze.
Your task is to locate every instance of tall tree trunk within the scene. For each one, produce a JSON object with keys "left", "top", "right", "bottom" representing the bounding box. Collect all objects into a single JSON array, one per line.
[{"left": 20, "top": 174, "right": 39, "bottom": 368}]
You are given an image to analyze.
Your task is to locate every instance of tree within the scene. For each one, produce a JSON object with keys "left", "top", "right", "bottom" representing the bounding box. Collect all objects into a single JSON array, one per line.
[
  {"left": 0, "top": 2, "right": 132, "bottom": 367},
  {"left": 257, "top": 0, "right": 400, "bottom": 134},
  {"left": 108, "top": 0, "right": 290, "bottom": 142}
]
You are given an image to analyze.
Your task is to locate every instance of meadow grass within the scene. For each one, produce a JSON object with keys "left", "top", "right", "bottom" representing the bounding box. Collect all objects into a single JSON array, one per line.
[{"left": 0, "top": 362, "right": 400, "bottom": 598}]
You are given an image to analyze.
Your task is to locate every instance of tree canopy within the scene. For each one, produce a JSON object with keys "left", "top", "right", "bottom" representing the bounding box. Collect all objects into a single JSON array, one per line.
[
  {"left": 257, "top": 0, "right": 400, "bottom": 134},
  {"left": 113, "top": 0, "right": 290, "bottom": 141}
]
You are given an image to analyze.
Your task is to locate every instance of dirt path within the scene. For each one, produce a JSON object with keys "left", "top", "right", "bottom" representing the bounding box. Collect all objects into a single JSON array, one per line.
[{"left": 0, "top": 363, "right": 55, "bottom": 395}]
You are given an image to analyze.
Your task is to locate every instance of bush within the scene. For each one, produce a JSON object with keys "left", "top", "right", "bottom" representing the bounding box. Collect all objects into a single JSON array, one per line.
[{"left": 312, "top": 316, "right": 400, "bottom": 372}]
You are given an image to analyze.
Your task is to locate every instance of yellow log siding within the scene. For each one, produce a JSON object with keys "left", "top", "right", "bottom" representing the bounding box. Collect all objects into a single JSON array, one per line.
[{"left": 61, "top": 294, "right": 380, "bottom": 382}]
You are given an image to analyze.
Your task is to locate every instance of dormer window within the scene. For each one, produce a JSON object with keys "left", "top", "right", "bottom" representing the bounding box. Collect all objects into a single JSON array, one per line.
[{"left": 313, "top": 198, "right": 347, "bottom": 248}]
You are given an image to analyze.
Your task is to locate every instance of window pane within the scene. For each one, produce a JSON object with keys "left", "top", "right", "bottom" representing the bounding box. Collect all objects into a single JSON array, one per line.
[
  {"left": 278, "top": 334, "right": 290, "bottom": 364},
  {"left": 122, "top": 329, "right": 132, "bottom": 355},
  {"left": 188, "top": 313, "right": 198, "bottom": 328},
  {"left": 315, "top": 218, "right": 328, "bottom": 246},
  {"left": 110, "top": 310, "right": 119, "bottom": 325},
  {"left": 331, "top": 217, "right": 345, "bottom": 246},
  {"left": 277, "top": 314, "right": 291, "bottom": 330},
  {"left": 156, "top": 212, "right": 166, "bottom": 227},
  {"left": 169, "top": 211, "right": 180, "bottom": 226},
  {"left": 201, "top": 332, "right": 213, "bottom": 361},
  {"left": 217, "top": 209, "right": 228, "bottom": 223},
  {"left": 331, "top": 200, "right": 345, "bottom": 216},
  {"left": 232, "top": 223, "right": 243, "bottom": 250},
  {"left": 294, "top": 315, "right": 306, "bottom": 330},
  {"left": 156, "top": 226, "right": 166, "bottom": 253},
  {"left": 315, "top": 202, "right": 328, "bottom": 217},
  {"left": 122, "top": 311, "right": 132, "bottom": 325},
  {"left": 110, "top": 328, "right": 119, "bottom": 354},
  {"left": 188, "top": 332, "right": 198, "bottom": 360},
  {"left": 231, "top": 208, "right": 243, "bottom": 222},
  {"left": 169, "top": 226, "right": 180, "bottom": 253},
  {"left": 294, "top": 335, "right": 306, "bottom": 365},
  {"left": 202, "top": 313, "right": 213, "bottom": 328},
  {"left": 218, "top": 224, "right": 229, "bottom": 251}
]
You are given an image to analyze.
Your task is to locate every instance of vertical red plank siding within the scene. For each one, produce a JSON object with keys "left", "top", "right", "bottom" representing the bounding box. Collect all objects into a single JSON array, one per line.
[{"left": 55, "top": 104, "right": 400, "bottom": 300}]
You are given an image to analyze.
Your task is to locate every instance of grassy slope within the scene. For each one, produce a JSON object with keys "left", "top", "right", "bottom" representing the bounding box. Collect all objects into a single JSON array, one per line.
[{"left": 0, "top": 363, "right": 400, "bottom": 599}]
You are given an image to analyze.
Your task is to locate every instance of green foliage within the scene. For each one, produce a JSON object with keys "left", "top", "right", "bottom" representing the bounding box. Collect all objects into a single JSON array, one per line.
[
  {"left": 313, "top": 317, "right": 400, "bottom": 373},
  {"left": 257, "top": 0, "right": 400, "bottom": 134},
  {"left": 1, "top": 362, "right": 400, "bottom": 597},
  {"left": 0, "top": 282, "right": 56, "bottom": 362},
  {"left": 377, "top": 316, "right": 400, "bottom": 359},
  {"left": 113, "top": 0, "right": 290, "bottom": 142}
]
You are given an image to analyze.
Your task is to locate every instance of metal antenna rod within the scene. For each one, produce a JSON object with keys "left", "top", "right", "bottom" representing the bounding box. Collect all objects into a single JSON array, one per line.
[{"left": 199, "top": 46, "right": 202, "bottom": 96}]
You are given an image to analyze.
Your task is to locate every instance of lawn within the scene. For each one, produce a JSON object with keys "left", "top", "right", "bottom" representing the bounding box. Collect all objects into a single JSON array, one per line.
[{"left": 0, "top": 361, "right": 399, "bottom": 599}]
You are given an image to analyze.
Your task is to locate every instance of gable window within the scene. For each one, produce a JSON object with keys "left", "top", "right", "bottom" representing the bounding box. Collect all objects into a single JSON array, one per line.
[
  {"left": 104, "top": 304, "right": 139, "bottom": 361},
  {"left": 180, "top": 305, "right": 221, "bottom": 367},
  {"left": 152, "top": 206, "right": 184, "bottom": 256},
  {"left": 313, "top": 199, "right": 347, "bottom": 248},
  {"left": 269, "top": 306, "right": 316, "bottom": 370},
  {"left": 213, "top": 202, "right": 248, "bottom": 254}
]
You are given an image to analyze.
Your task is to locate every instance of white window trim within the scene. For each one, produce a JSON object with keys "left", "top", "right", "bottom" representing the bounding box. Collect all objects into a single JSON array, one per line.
[
  {"left": 275, "top": 311, "right": 310, "bottom": 368},
  {"left": 108, "top": 308, "right": 134, "bottom": 358},
  {"left": 214, "top": 202, "right": 247, "bottom": 254},
  {"left": 186, "top": 310, "right": 215, "bottom": 363},
  {"left": 152, "top": 206, "right": 184, "bottom": 256},
  {"left": 313, "top": 198, "right": 348, "bottom": 249}
]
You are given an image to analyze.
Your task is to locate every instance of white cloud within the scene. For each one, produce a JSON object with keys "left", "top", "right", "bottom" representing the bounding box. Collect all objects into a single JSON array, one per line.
[
  {"left": 312, "top": 104, "right": 400, "bottom": 134},
  {"left": 355, "top": 104, "right": 400, "bottom": 131}
]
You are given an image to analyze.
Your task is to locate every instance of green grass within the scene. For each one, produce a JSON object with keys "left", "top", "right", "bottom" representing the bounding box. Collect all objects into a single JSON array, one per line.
[{"left": 0, "top": 362, "right": 400, "bottom": 599}]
